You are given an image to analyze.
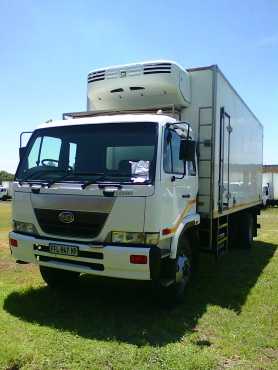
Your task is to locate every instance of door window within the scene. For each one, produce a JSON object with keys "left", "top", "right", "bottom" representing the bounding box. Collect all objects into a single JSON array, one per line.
[{"left": 163, "top": 128, "right": 185, "bottom": 174}]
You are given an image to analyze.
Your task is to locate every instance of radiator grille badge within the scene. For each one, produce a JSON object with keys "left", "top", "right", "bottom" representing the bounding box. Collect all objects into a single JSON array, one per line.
[{"left": 58, "top": 211, "right": 75, "bottom": 224}]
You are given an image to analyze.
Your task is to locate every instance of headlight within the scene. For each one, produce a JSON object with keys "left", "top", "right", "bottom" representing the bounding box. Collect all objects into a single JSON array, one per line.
[
  {"left": 111, "top": 231, "right": 160, "bottom": 245},
  {"left": 145, "top": 233, "right": 160, "bottom": 245},
  {"left": 112, "top": 232, "right": 145, "bottom": 244},
  {"left": 13, "top": 220, "right": 38, "bottom": 235}
]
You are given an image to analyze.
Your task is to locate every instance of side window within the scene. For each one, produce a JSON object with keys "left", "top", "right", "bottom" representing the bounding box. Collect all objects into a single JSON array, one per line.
[
  {"left": 28, "top": 136, "right": 42, "bottom": 168},
  {"left": 163, "top": 130, "right": 172, "bottom": 173},
  {"left": 39, "top": 136, "right": 62, "bottom": 167},
  {"left": 163, "top": 129, "right": 185, "bottom": 174}
]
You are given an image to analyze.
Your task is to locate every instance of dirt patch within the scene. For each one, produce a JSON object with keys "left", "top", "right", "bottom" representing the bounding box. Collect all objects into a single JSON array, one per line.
[
  {"left": 218, "top": 356, "right": 243, "bottom": 369},
  {"left": 263, "top": 347, "right": 278, "bottom": 360}
]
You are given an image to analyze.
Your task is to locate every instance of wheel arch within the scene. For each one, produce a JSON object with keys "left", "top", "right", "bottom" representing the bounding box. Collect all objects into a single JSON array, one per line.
[{"left": 170, "top": 213, "right": 200, "bottom": 259}]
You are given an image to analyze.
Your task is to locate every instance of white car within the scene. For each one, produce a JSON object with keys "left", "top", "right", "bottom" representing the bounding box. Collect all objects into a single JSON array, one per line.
[{"left": 0, "top": 186, "right": 8, "bottom": 200}]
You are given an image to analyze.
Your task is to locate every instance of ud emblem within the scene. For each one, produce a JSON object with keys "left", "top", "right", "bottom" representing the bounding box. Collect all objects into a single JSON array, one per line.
[{"left": 58, "top": 211, "right": 75, "bottom": 224}]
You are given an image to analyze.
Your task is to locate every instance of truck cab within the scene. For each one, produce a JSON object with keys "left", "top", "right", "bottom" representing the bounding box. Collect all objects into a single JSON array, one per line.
[{"left": 10, "top": 112, "right": 199, "bottom": 301}]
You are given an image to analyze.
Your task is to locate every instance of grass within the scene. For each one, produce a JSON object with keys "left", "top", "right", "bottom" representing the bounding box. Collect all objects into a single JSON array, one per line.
[{"left": 0, "top": 201, "right": 277, "bottom": 369}]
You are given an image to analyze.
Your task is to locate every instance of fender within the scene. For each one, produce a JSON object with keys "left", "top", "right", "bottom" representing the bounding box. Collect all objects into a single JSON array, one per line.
[{"left": 169, "top": 213, "right": 200, "bottom": 259}]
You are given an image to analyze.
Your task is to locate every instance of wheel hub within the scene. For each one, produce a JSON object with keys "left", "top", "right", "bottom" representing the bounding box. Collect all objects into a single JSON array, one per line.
[{"left": 176, "top": 254, "right": 190, "bottom": 283}]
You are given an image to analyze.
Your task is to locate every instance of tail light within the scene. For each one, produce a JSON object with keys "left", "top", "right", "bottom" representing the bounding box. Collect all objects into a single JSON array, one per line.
[
  {"left": 9, "top": 238, "right": 18, "bottom": 247},
  {"left": 130, "top": 255, "right": 148, "bottom": 264}
]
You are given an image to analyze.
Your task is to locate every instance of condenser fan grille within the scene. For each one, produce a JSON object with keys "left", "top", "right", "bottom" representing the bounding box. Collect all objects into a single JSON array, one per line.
[
  {"left": 88, "top": 70, "right": 105, "bottom": 83},
  {"left": 143, "top": 62, "right": 172, "bottom": 75},
  {"left": 88, "top": 62, "right": 172, "bottom": 83}
]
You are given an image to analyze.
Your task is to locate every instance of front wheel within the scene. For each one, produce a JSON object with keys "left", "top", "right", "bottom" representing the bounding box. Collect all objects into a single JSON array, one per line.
[
  {"left": 153, "top": 235, "right": 195, "bottom": 305},
  {"left": 39, "top": 266, "right": 80, "bottom": 289},
  {"left": 170, "top": 236, "right": 193, "bottom": 303}
]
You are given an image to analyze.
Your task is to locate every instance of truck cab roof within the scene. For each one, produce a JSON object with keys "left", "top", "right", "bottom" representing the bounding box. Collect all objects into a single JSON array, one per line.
[{"left": 37, "top": 113, "right": 177, "bottom": 130}]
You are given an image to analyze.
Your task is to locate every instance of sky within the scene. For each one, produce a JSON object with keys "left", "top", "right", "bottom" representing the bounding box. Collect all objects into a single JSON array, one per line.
[{"left": 0, "top": 0, "right": 277, "bottom": 173}]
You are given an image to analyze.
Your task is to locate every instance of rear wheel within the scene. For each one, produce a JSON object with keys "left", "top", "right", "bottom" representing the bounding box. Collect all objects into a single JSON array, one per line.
[
  {"left": 40, "top": 266, "right": 80, "bottom": 289},
  {"left": 238, "top": 212, "right": 254, "bottom": 249}
]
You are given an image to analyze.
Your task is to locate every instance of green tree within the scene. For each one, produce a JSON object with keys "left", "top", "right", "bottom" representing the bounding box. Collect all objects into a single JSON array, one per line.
[{"left": 0, "top": 171, "right": 14, "bottom": 182}]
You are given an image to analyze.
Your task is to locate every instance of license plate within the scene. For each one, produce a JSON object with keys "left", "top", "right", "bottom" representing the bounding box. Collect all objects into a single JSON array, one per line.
[{"left": 49, "top": 243, "right": 79, "bottom": 257}]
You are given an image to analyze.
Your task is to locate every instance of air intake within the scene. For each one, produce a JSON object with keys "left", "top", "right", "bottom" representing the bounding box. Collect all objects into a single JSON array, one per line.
[
  {"left": 143, "top": 62, "right": 172, "bottom": 75},
  {"left": 88, "top": 70, "right": 105, "bottom": 83}
]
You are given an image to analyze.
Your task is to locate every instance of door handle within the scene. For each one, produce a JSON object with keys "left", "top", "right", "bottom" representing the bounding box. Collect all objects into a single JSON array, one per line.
[{"left": 182, "top": 194, "right": 191, "bottom": 198}]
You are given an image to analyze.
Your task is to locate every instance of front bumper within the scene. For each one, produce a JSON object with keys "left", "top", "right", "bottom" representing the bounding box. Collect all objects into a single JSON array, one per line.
[{"left": 9, "top": 232, "right": 159, "bottom": 281}]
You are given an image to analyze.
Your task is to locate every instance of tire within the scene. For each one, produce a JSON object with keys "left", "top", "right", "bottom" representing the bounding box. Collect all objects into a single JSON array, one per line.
[
  {"left": 153, "top": 235, "right": 195, "bottom": 305},
  {"left": 238, "top": 212, "right": 254, "bottom": 249},
  {"left": 39, "top": 266, "right": 80, "bottom": 289},
  {"left": 171, "top": 236, "right": 193, "bottom": 303}
]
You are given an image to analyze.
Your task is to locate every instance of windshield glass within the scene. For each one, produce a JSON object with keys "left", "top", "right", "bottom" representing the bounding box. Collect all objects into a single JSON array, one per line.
[{"left": 16, "top": 122, "right": 158, "bottom": 184}]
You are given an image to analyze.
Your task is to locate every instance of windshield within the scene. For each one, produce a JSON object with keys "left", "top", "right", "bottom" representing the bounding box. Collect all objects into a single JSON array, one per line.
[{"left": 16, "top": 122, "right": 158, "bottom": 184}]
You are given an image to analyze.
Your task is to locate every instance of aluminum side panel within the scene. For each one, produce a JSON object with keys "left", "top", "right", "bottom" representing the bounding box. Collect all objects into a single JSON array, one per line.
[{"left": 213, "top": 71, "right": 263, "bottom": 214}]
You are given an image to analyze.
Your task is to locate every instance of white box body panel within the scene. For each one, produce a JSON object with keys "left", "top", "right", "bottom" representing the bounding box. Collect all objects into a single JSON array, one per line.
[
  {"left": 275, "top": 175, "right": 278, "bottom": 200},
  {"left": 182, "top": 66, "right": 263, "bottom": 218}
]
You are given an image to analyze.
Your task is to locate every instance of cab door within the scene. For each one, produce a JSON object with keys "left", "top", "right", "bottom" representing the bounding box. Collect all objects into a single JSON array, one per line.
[{"left": 162, "top": 127, "right": 196, "bottom": 231}]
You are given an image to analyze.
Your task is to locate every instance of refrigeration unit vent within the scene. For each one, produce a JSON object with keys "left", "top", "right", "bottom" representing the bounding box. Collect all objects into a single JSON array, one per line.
[
  {"left": 143, "top": 62, "right": 172, "bottom": 75},
  {"left": 88, "top": 70, "right": 105, "bottom": 83}
]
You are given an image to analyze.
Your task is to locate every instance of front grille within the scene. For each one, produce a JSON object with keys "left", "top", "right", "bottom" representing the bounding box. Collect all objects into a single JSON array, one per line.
[{"left": 34, "top": 209, "right": 108, "bottom": 238}]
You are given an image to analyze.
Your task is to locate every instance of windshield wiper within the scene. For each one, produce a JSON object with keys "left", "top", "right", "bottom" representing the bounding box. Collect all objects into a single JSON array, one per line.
[
  {"left": 80, "top": 173, "right": 132, "bottom": 189},
  {"left": 19, "top": 169, "right": 66, "bottom": 185},
  {"left": 47, "top": 172, "right": 105, "bottom": 188},
  {"left": 19, "top": 171, "right": 105, "bottom": 188}
]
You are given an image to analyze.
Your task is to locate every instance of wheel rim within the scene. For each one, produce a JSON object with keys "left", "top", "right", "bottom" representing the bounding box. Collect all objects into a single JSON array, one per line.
[{"left": 176, "top": 253, "right": 191, "bottom": 285}]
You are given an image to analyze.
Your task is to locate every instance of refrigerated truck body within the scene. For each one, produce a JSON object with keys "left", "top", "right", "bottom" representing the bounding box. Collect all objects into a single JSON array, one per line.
[{"left": 9, "top": 61, "right": 263, "bottom": 301}]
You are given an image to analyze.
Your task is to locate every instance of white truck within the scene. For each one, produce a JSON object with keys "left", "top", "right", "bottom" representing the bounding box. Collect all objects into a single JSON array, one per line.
[
  {"left": 1, "top": 181, "right": 13, "bottom": 199},
  {"left": 0, "top": 185, "right": 8, "bottom": 200},
  {"left": 10, "top": 61, "right": 263, "bottom": 302},
  {"left": 263, "top": 167, "right": 278, "bottom": 207}
]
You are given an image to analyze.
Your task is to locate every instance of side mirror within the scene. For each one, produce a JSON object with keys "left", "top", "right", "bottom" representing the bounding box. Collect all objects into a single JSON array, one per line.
[
  {"left": 19, "top": 147, "right": 26, "bottom": 160},
  {"left": 179, "top": 140, "right": 196, "bottom": 161}
]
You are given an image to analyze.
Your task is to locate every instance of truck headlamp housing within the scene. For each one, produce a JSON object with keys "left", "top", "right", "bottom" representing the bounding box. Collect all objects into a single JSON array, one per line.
[
  {"left": 13, "top": 220, "right": 38, "bottom": 235},
  {"left": 145, "top": 233, "right": 160, "bottom": 245},
  {"left": 111, "top": 231, "right": 160, "bottom": 245}
]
